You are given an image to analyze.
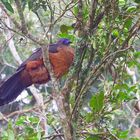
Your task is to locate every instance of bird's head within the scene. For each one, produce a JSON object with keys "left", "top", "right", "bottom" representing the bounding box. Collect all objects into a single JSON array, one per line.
[{"left": 57, "top": 38, "right": 72, "bottom": 46}]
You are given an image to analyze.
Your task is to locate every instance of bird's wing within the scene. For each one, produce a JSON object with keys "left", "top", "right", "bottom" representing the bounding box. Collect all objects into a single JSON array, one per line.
[
  {"left": 16, "top": 44, "right": 59, "bottom": 71},
  {"left": 16, "top": 48, "right": 42, "bottom": 71}
]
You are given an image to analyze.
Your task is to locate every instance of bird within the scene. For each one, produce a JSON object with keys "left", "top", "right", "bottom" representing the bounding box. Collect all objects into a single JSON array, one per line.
[{"left": 0, "top": 38, "right": 74, "bottom": 106}]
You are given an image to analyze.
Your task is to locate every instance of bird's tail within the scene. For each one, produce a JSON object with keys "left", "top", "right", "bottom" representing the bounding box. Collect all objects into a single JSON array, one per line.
[{"left": 0, "top": 70, "right": 26, "bottom": 106}]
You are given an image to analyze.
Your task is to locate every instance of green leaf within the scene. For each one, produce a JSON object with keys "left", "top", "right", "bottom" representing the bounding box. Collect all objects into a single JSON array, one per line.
[
  {"left": 37, "top": 131, "right": 41, "bottom": 140},
  {"left": 60, "top": 24, "right": 73, "bottom": 34},
  {"left": 28, "top": 0, "right": 33, "bottom": 10},
  {"left": 16, "top": 116, "right": 26, "bottom": 126},
  {"left": 47, "top": 114, "right": 54, "bottom": 125},
  {"left": 90, "top": 92, "right": 104, "bottom": 112},
  {"left": 128, "top": 85, "right": 137, "bottom": 93},
  {"left": 114, "top": 83, "right": 128, "bottom": 90},
  {"left": 124, "top": 18, "right": 132, "bottom": 30},
  {"left": 73, "top": 6, "right": 78, "bottom": 15},
  {"left": 29, "top": 116, "right": 39, "bottom": 124},
  {"left": 119, "top": 0, "right": 125, "bottom": 6},
  {"left": 118, "top": 91, "right": 127, "bottom": 101},
  {"left": 118, "top": 130, "right": 129, "bottom": 139},
  {"left": 127, "top": 6, "right": 137, "bottom": 12},
  {"left": 1, "top": 0, "right": 14, "bottom": 13},
  {"left": 85, "top": 113, "right": 94, "bottom": 122},
  {"left": 112, "top": 29, "right": 119, "bottom": 38},
  {"left": 83, "top": 6, "right": 89, "bottom": 20},
  {"left": 134, "top": 51, "right": 140, "bottom": 58},
  {"left": 25, "top": 126, "right": 34, "bottom": 134},
  {"left": 60, "top": 25, "right": 69, "bottom": 34},
  {"left": 127, "top": 60, "right": 137, "bottom": 67},
  {"left": 57, "top": 33, "right": 75, "bottom": 42}
]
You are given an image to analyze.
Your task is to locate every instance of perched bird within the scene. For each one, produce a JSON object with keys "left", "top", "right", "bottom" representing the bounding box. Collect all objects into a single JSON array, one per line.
[{"left": 0, "top": 38, "right": 74, "bottom": 106}]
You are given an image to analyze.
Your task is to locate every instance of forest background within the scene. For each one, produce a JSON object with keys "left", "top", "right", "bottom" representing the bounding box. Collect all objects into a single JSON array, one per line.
[{"left": 0, "top": 0, "right": 140, "bottom": 140}]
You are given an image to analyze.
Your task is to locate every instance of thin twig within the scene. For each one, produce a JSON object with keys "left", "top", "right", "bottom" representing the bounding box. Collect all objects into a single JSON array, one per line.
[{"left": 0, "top": 97, "right": 51, "bottom": 121}]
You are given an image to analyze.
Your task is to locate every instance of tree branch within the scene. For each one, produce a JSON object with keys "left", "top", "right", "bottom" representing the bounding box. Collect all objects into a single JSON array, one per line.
[
  {"left": 14, "top": 0, "right": 28, "bottom": 33},
  {"left": 88, "top": 0, "right": 98, "bottom": 29},
  {"left": 42, "top": 45, "right": 74, "bottom": 140}
]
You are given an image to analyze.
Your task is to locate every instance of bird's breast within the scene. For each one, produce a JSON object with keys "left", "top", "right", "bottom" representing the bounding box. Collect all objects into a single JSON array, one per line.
[{"left": 49, "top": 47, "right": 74, "bottom": 78}]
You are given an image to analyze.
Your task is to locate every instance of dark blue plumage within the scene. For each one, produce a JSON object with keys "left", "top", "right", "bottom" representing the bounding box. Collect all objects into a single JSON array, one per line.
[{"left": 57, "top": 38, "right": 72, "bottom": 45}]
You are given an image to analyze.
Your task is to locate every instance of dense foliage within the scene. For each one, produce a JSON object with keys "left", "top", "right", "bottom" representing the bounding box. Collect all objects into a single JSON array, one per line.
[{"left": 0, "top": 0, "right": 140, "bottom": 139}]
